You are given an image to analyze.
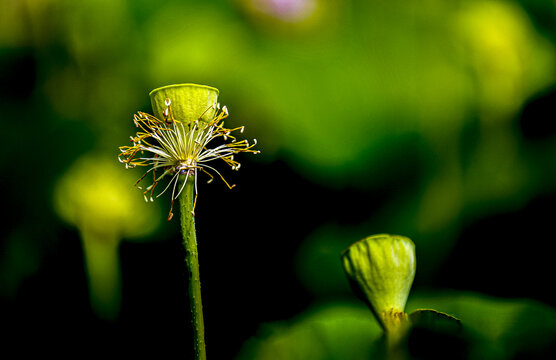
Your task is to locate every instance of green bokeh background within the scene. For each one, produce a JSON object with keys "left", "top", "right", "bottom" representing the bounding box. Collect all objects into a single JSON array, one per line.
[{"left": 1, "top": 0, "right": 556, "bottom": 358}]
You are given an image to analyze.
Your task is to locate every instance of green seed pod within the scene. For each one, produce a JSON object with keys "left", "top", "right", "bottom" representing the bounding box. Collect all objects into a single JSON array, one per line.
[
  {"left": 149, "top": 83, "right": 219, "bottom": 123},
  {"left": 341, "top": 234, "right": 416, "bottom": 331}
]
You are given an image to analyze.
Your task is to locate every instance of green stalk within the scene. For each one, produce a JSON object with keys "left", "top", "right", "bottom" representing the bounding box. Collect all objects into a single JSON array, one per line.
[
  {"left": 81, "top": 229, "right": 121, "bottom": 321},
  {"left": 179, "top": 176, "right": 206, "bottom": 360},
  {"left": 382, "top": 311, "right": 410, "bottom": 360}
]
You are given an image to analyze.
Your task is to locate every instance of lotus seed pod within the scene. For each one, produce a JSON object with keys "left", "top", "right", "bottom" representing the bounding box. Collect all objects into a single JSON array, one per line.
[
  {"left": 341, "top": 234, "right": 416, "bottom": 331},
  {"left": 54, "top": 155, "right": 159, "bottom": 238},
  {"left": 149, "top": 83, "right": 219, "bottom": 123}
]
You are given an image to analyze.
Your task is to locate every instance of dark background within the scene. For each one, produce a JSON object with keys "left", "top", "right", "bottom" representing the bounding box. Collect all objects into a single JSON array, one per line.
[{"left": 2, "top": 0, "right": 556, "bottom": 358}]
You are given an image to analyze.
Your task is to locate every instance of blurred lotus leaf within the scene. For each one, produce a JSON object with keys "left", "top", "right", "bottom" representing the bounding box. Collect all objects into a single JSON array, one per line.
[
  {"left": 455, "top": 0, "right": 555, "bottom": 116},
  {"left": 241, "top": 292, "right": 556, "bottom": 360},
  {"left": 406, "top": 309, "right": 465, "bottom": 358},
  {"left": 407, "top": 291, "right": 556, "bottom": 359},
  {"left": 237, "top": 302, "right": 382, "bottom": 360},
  {"left": 409, "top": 308, "right": 462, "bottom": 333}
]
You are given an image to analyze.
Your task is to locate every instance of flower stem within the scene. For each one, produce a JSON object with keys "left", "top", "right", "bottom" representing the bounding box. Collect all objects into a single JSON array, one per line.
[
  {"left": 179, "top": 176, "right": 206, "bottom": 360},
  {"left": 81, "top": 229, "right": 121, "bottom": 321},
  {"left": 382, "top": 311, "right": 410, "bottom": 360}
]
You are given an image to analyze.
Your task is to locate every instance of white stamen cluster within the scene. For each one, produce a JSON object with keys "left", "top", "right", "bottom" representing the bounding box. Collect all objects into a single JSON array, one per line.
[{"left": 118, "top": 99, "right": 260, "bottom": 220}]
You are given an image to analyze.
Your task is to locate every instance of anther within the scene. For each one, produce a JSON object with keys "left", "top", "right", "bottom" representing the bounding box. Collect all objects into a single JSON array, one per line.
[{"left": 165, "top": 98, "right": 171, "bottom": 106}]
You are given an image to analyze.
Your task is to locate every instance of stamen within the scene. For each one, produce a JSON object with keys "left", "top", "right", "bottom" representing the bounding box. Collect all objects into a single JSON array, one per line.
[{"left": 121, "top": 102, "right": 259, "bottom": 220}]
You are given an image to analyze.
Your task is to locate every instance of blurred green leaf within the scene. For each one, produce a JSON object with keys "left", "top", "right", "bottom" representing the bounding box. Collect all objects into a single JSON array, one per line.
[
  {"left": 407, "top": 291, "right": 556, "bottom": 359},
  {"left": 237, "top": 302, "right": 382, "bottom": 360},
  {"left": 240, "top": 292, "right": 556, "bottom": 360},
  {"left": 409, "top": 309, "right": 462, "bottom": 333}
]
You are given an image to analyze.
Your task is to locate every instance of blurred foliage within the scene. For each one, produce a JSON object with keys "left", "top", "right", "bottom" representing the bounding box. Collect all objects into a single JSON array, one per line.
[
  {"left": 407, "top": 291, "right": 556, "bottom": 359},
  {"left": 53, "top": 154, "right": 161, "bottom": 318},
  {"left": 2, "top": 0, "right": 556, "bottom": 357},
  {"left": 238, "top": 291, "right": 556, "bottom": 360},
  {"left": 237, "top": 301, "right": 383, "bottom": 360},
  {"left": 54, "top": 154, "right": 160, "bottom": 238}
]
